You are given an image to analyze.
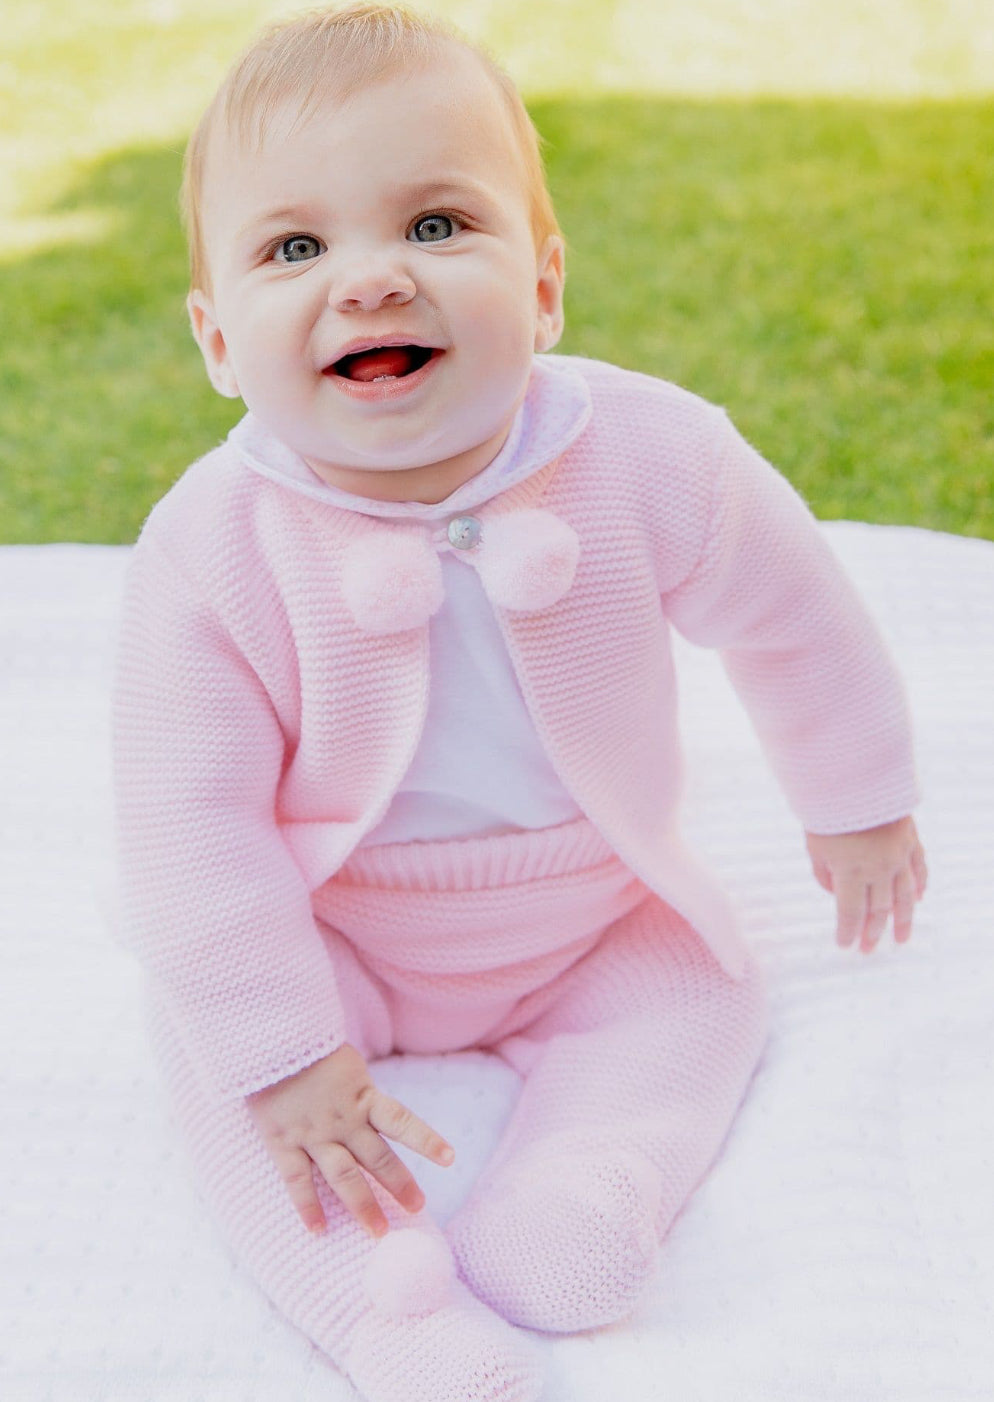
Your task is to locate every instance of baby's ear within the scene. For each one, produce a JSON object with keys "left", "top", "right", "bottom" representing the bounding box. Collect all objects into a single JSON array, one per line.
[
  {"left": 187, "top": 290, "right": 241, "bottom": 399},
  {"left": 534, "top": 235, "right": 566, "bottom": 353}
]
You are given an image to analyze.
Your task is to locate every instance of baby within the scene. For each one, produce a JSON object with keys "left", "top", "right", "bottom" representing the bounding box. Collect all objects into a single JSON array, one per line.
[{"left": 111, "top": 4, "right": 928, "bottom": 1400}]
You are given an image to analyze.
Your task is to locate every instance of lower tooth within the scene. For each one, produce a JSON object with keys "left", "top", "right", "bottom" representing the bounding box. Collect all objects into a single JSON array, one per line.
[{"left": 372, "top": 374, "right": 397, "bottom": 382}]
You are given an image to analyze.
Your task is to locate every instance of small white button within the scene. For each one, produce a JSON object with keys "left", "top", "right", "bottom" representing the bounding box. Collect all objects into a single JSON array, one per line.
[{"left": 447, "top": 516, "right": 482, "bottom": 550}]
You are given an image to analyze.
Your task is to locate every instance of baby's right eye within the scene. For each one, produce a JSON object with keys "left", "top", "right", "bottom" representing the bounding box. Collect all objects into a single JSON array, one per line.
[{"left": 272, "top": 234, "right": 325, "bottom": 264}]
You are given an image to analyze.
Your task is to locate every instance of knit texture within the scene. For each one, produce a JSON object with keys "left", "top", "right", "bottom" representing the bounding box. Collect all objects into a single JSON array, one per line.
[
  {"left": 112, "top": 353, "right": 919, "bottom": 1105},
  {"left": 145, "top": 983, "right": 545, "bottom": 1402},
  {"left": 145, "top": 817, "right": 767, "bottom": 1393},
  {"left": 445, "top": 894, "right": 769, "bottom": 1332},
  {"left": 346, "top": 1282, "right": 545, "bottom": 1402},
  {"left": 315, "top": 818, "right": 649, "bottom": 1055}
]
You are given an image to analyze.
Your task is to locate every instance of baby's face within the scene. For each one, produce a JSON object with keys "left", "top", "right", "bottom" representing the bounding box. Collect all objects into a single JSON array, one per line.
[{"left": 190, "top": 47, "right": 564, "bottom": 502}]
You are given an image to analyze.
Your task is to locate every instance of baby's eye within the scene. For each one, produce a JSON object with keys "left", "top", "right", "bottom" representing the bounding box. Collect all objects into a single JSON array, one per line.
[
  {"left": 273, "top": 234, "right": 325, "bottom": 264},
  {"left": 409, "top": 214, "right": 460, "bottom": 244}
]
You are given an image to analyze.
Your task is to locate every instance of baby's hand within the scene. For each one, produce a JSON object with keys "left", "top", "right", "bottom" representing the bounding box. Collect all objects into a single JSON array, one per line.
[
  {"left": 805, "top": 815, "right": 928, "bottom": 953},
  {"left": 245, "top": 1042, "right": 455, "bottom": 1238}
]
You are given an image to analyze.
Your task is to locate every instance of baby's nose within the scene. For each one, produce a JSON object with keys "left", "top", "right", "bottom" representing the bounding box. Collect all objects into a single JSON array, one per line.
[{"left": 330, "top": 255, "right": 416, "bottom": 313}]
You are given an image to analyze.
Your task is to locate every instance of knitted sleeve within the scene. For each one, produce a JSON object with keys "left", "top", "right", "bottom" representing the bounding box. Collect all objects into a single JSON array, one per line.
[
  {"left": 662, "top": 410, "right": 921, "bottom": 834},
  {"left": 111, "top": 534, "right": 348, "bottom": 1101}
]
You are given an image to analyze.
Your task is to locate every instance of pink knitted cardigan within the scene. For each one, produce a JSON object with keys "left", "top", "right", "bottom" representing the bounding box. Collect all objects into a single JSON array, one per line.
[{"left": 112, "top": 355, "right": 920, "bottom": 1100}]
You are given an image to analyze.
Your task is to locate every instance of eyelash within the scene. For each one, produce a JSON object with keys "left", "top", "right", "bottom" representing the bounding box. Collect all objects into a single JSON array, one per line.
[{"left": 263, "top": 210, "right": 468, "bottom": 263}]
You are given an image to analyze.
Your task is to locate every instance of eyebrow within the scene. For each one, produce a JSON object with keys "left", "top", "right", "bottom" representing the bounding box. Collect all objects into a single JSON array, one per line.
[
  {"left": 236, "top": 205, "right": 322, "bottom": 242},
  {"left": 390, "top": 178, "right": 501, "bottom": 207},
  {"left": 237, "top": 179, "right": 501, "bottom": 241}
]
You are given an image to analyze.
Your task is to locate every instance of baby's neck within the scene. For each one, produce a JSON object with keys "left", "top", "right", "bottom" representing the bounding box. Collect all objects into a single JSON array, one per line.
[{"left": 304, "top": 423, "right": 513, "bottom": 505}]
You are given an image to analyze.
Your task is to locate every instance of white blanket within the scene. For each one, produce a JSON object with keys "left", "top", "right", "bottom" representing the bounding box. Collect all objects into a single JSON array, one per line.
[{"left": 2, "top": 521, "right": 992, "bottom": 1401}]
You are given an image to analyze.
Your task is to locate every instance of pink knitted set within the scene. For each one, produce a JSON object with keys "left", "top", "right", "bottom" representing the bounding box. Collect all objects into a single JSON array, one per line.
[{"left": 113, "top": 354, "right": 919, "bottom": 1402}]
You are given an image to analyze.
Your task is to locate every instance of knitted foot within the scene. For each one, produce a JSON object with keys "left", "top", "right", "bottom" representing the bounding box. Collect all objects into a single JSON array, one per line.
[
  {"left": 346, "top": 1273, "right": 546, "bottom": 1402},
  {"left": 446, "top": 1150, "right": 662, "bottom": 1333}
]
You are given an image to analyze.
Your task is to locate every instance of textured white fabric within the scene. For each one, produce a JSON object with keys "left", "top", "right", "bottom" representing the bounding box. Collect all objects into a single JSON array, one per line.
[{"left": 2, "top": 522, "right": 992, "bottom": 1400}]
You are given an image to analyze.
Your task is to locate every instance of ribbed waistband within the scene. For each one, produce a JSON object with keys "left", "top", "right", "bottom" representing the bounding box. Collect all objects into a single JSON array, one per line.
[{"left": 334, "top": 815, "right": 622, "bottom": 893}]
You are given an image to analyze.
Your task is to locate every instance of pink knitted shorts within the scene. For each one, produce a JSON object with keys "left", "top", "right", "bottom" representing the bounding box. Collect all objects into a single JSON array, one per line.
[{"left": 312, "top": 815, "right": 652, "bottom": 1058}]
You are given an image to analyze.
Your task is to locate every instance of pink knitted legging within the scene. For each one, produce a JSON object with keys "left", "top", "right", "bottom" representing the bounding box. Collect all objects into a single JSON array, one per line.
[{"left": 147, "top": 817, "right": 768, "bottom": 1402}]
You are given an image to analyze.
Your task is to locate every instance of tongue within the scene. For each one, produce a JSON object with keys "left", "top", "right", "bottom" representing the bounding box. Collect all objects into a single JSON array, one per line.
[{"left": 345, "top": 346, "right": 417, "bottom": 382}]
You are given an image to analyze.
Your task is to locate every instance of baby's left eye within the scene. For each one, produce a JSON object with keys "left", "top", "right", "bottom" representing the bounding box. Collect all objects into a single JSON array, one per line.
[{"left": 409, "top": 214, "right": 460, "bottom": 244}]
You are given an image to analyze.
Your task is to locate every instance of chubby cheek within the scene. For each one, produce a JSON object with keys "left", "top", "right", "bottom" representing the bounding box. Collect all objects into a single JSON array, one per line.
[
  {"left": 456, "top": 269, "right": 538, "bottom": 366},
  {"left": 217, "top": 293, "right": 311, "bottom": 397}
]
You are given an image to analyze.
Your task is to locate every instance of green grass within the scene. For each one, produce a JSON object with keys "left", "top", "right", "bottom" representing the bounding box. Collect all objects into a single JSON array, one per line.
[
  {"left": 545, "top": 97, "right": 994, "bottom": 536},
  {"left": 1, "top": 2, "right": 992, "bottom": 542}
]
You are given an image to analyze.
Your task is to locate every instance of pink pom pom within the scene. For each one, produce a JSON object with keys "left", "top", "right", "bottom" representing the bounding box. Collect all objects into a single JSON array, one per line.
[
  {"left": 340, "top": 529, "right": 444, "bottom": 634},
  {"left": 363, "top": 1229, "right": 456, "bottom": 1318},
  {"left": 474, "top": 509, "right": 580, "bottom": 612}
]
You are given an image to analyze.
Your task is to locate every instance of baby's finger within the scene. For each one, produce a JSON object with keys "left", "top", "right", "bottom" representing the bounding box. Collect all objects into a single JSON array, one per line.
[
  {"left": 911, "top": 844, "right": 929, "bottom": 899},
  {"left": 350, "top": 1126, "right": 426, "bottom": 1214},
  {"left": 268, "top": 1143, "right": 327, "bottom": 1236},
  {"left": 312, "top": 1142, "right": 389, "bottom": 1238},
  {"left": 834, "top": 874, "right": 867, "bottom": 949},
  {"left": 368, "top": 1092, "right": 455, "bottom": 1167},
  {"left": 892, "top": 867, "right": 918, "bottom": 944},
  {"left": 860, "top": 881, "right": 892, "bottom": 952}
]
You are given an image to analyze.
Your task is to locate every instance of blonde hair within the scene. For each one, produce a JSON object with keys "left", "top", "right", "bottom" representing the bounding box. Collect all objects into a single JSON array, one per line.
[{"left": 181, "top": 2, "right": 561, "bottom": 294}]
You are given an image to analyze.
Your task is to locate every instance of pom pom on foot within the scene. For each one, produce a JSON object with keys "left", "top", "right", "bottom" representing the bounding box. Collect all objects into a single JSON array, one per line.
[
  {"left": 348, "top": 1277, "right": 546, "bottom": 1402},
  {"left": 363, "top": 1228, "right": 456, "bottom": 1318}
]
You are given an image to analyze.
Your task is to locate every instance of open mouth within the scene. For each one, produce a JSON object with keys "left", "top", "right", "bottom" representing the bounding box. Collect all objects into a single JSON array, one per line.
[{"left": 328, "top": 344, "right": 439, "bottom": 383}]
